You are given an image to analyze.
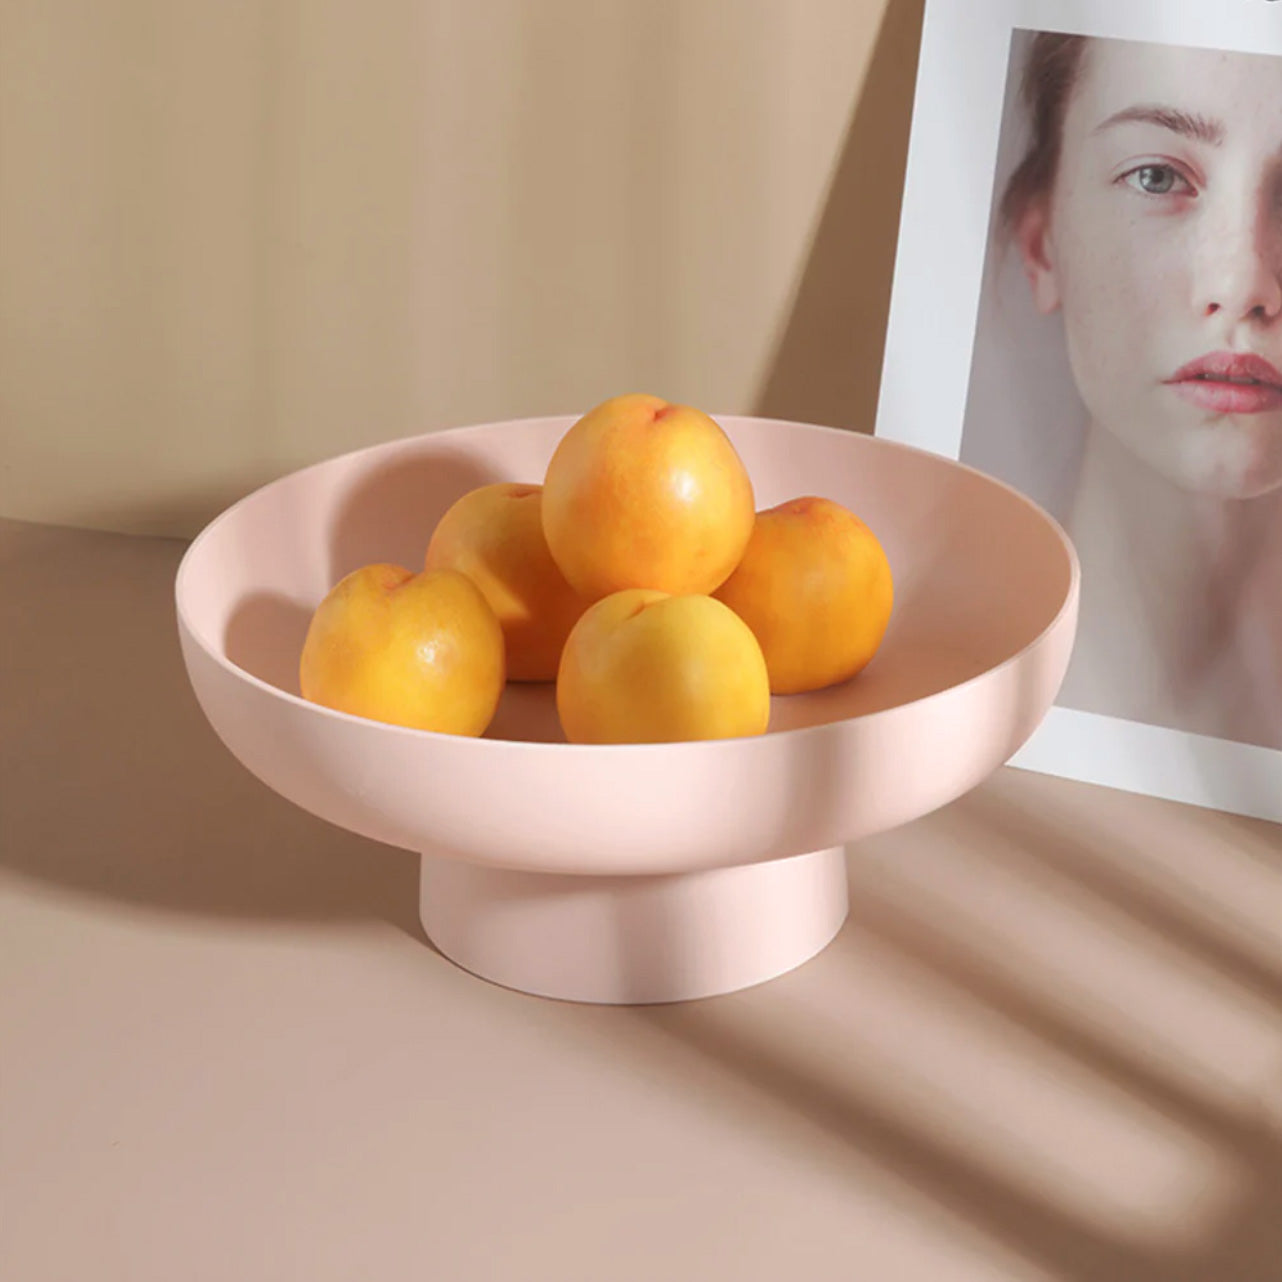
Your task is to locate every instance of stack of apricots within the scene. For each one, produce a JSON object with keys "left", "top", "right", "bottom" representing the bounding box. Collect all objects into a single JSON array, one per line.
[{"left": 299, "top": 393, "right": 894, "bottom": 744}]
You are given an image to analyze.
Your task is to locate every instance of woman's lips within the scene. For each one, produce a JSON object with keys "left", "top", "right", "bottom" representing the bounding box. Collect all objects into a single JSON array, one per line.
[{"left": 1166, "top": 351, "right": 1282, "bottom": 414}]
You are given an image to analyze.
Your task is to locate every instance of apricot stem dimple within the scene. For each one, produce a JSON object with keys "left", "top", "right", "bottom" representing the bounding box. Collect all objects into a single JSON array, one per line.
[
  {"left": 652, "top": 404, "right": 677, "bottom": 422},
  {"left": 381, "top": 565, "right": 414, "bottom": 591}
]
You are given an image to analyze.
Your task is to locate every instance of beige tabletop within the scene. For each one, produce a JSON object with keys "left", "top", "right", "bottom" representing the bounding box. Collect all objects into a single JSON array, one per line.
[{"left": 3, "top": 515, "right": 1281, "bottom": 1282}]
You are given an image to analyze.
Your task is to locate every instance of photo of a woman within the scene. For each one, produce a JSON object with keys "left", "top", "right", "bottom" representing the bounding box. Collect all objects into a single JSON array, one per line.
[{"left": 961, "top": 31, "right": 1282, "bottom": 752}]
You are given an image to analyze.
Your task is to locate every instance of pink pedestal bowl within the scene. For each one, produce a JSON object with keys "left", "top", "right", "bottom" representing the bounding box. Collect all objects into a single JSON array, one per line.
[{"left": 175, "top": 414, "right": 1079, "bottom": 1004}]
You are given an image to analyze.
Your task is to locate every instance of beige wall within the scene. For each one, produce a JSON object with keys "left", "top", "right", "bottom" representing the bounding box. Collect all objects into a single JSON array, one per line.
[{"left": 0, "top": 0, "right": 923, "bottom": 537}]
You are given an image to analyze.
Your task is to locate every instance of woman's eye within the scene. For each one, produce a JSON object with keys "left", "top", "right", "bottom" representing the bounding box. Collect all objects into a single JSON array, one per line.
[{"left": 1121, "top": 164, "right": 1194, "bottom": 197}]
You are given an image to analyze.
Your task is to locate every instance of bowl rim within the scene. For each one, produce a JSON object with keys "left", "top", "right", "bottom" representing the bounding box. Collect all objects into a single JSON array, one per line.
[{"left": 174, "top": 412, "right": 1081, "bottom": 756}]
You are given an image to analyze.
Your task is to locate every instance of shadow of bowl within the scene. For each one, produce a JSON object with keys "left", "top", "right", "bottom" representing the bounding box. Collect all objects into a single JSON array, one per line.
[
  {"left": 0, "top": 518, "right": 422, "bottom": 932},
  {"left": 326, "top": 445, "right": 507, "bottom": 587}
]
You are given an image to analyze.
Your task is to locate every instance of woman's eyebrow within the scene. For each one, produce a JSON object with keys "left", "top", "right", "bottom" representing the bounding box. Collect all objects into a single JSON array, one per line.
[{"left": 1092, "top": 104, "right": 1224, "bottom": 145}]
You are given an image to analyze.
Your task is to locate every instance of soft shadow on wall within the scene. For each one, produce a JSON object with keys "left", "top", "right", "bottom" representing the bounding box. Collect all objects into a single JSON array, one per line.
[
  {"left": 753, "top": 0, "right": 925, "bottom": 435},
  {"left": 0, "top": 2, "right": 923, "bottom": 540}
]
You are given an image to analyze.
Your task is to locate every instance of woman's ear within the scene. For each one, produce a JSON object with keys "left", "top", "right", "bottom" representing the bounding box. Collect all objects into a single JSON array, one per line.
[{"left": 1015, "top": 198, "right": 1062, "bottom": 314}]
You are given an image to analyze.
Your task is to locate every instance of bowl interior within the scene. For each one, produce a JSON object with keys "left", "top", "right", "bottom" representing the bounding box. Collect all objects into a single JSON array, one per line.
[{"left": 178, "top": 415, "right": 1074, "bottom": 743}]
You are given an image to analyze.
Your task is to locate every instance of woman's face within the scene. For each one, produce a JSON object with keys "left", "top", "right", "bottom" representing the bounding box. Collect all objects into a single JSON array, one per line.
[{"left": 1019, "top": 40, "right": 1282, "bottom": 498}]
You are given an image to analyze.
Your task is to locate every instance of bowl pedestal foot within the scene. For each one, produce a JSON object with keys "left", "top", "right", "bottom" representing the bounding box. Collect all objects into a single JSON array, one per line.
[{"left": 418, "top": 846, "right": 850, "bottom": 1005}]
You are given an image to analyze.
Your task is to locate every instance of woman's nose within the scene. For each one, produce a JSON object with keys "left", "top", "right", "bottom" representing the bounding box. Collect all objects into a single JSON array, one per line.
[{"left": 1193, "top": 191, "right": 1282, "bottom": 324}]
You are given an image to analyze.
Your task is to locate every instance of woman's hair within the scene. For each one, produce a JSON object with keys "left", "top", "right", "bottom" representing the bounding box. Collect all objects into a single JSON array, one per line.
[{"left": 997, "top": 34, "right": 1091, "bottom": 242}]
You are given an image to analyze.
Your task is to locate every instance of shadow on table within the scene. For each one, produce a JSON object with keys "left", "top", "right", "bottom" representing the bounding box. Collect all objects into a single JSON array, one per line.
[
  {"left": 562, "top": 763, "right": 1280, "bottom": 1282},
  {"left": 661, "top": 781, "right": 1280, "bottom": 1279},
  {"left": 0, "top": 516, "right": 423, "bottom": 936},
  {"left": 514, "top": 763, "right": 1282, "bottom": 1281}
]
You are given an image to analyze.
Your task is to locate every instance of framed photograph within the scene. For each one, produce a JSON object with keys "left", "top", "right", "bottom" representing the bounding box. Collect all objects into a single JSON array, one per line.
[{"left": 876, "top": 0, "right": 1282, "bottom": 822}]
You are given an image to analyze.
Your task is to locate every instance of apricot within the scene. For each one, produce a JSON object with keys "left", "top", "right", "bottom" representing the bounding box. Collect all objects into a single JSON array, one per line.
[
  {"left": 299, "top": 563, "right": 504, "bottom": 735},
  {"left": 541, "top": 393, "right": 755, "bottom": 601},
  {"left": 556, "top": 588, "right": 770, "bottom": 744},
  {"left": 424, "top": 481, "right": 589, "bottom": 682},
  {"left": 713, "top": 496, "right": 893, "bottom": 694}
]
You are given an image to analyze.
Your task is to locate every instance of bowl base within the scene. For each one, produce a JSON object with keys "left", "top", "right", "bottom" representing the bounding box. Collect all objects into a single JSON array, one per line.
[{"left": 418, "top": 847, "right": 850, "bottom": 1005}]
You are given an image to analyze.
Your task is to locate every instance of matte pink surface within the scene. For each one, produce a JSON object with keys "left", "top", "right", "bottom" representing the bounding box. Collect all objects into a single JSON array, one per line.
[
  {"left": 174, "top": 414, "right": 1079, "bottom": 1001},
  {"left": 419, "top": 846, "right": 850, "bottom": 1004}
]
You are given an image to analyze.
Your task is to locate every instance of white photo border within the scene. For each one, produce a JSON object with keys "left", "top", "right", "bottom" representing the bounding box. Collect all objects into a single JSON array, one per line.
[{"left": 875, "top": 0, "right": 1282, "bottom": 822}]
